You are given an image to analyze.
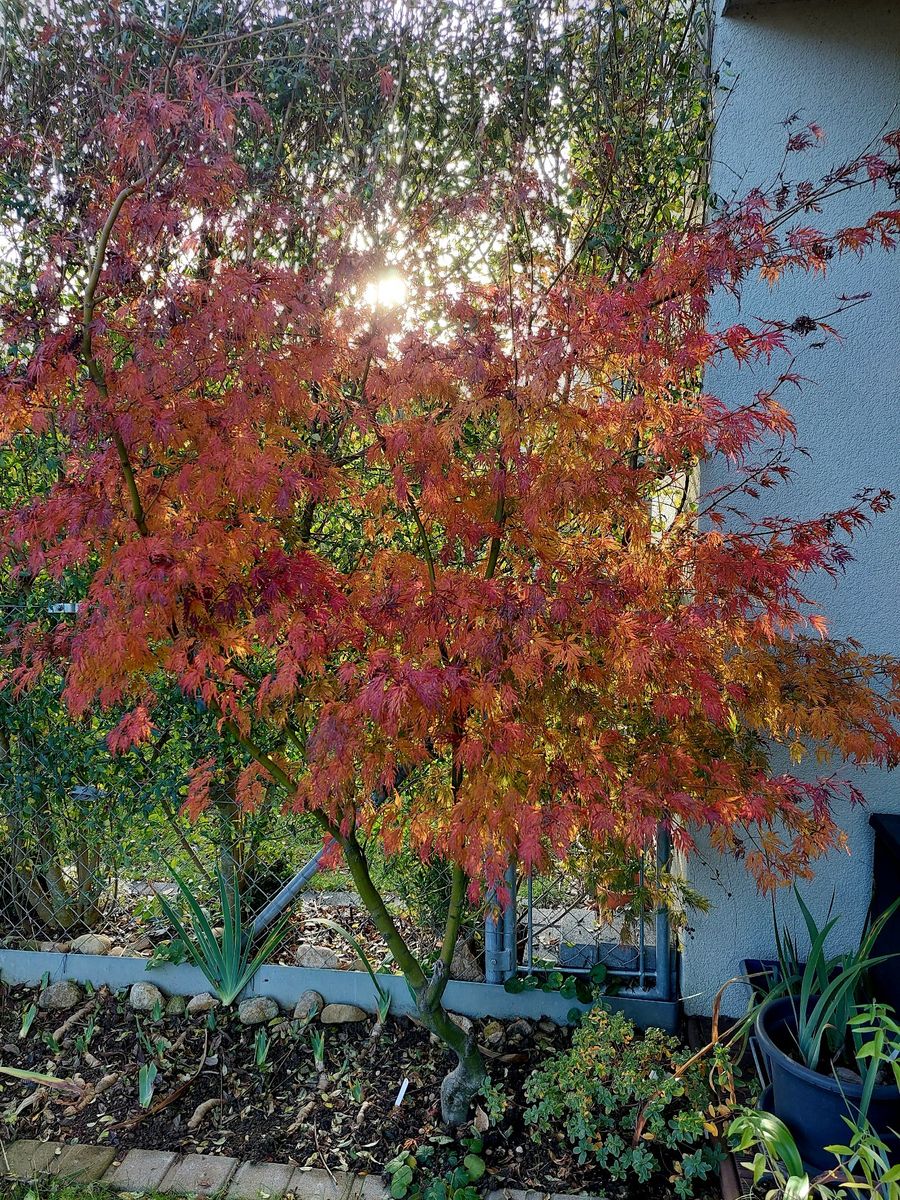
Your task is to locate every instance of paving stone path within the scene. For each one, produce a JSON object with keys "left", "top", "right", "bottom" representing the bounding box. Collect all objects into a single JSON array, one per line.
[{"left": 0, "top": 1138, "right": 590, "bottom": 1200}]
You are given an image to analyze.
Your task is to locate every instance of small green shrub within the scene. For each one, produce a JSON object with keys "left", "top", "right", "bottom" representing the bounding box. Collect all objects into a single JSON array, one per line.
[
  {"left": 523, "top": 1006, "right": 724, "bottom": 1198},
  {"left": 385, "top": 1135, "right": 485, "bottom": 1200}
]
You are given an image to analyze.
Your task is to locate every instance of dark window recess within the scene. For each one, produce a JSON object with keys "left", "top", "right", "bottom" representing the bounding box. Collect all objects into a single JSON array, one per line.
[{"left": 869, "top": 812, "right": 900, "bottom": 1012}]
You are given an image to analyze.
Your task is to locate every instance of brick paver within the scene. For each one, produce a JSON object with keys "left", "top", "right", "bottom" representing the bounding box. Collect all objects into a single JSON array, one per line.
[
  {"left": 1, "top": 1138, "right": 63, "bottom": 1180},
  {"left": 48, "top": 1142, "right": 116, "bottom": 1181},
  {"left": 103, "top": 1147, "right": 181, "bottom": 1191},
  {"left": 286, "top": 1167, "right": 344, "bottom": 1200},
  {"left": 159, "top": 1151, "right": 240, "bottom": 1195},
  {"left": 0, "top": 1139, "right": 597, "bottom": 1200},
  {"left": 227, "top": 1158, "right": 297, "bottom": 1198}
]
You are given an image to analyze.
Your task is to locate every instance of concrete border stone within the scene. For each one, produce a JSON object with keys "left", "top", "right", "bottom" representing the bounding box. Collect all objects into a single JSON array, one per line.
[
  {"left": 103, "top": 1148, "right": 181, "bottom": 1191},
  {"left": 1, "top": 1139, "right": 607, "bottom": 1200},
  {"left": 227, "top": 1159, "right": 298, "bottom": 1198},
  {"left": 158, "top": 1152, "right": 240, "bottom": 1195}
]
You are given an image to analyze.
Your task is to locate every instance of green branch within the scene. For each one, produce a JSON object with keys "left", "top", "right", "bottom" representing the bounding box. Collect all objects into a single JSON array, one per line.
[
  {"left": 339, "top": 830, "right": 428, "bottom": 991},
  {"left": 425, "top": 862, "right": 467, "bottom": 1009}
]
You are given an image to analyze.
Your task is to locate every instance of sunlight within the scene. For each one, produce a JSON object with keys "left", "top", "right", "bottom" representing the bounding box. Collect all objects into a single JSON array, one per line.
[{"left": 364, "top": 270, "right": 409, "bottom": 310}]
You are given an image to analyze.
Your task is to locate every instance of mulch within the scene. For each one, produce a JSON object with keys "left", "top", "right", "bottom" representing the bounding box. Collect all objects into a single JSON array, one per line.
[{"left": 0, "top": 982, "right": 715, "bottom": 1198}]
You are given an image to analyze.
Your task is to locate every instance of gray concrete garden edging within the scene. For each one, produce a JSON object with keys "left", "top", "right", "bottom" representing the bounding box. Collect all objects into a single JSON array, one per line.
[{"left": 0, "top": 948, "right": 680, "bottom": 1029}]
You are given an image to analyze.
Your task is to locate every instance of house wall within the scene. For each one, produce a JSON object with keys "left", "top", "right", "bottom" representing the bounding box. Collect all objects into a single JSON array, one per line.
[{"left": 682, "top": 0, "right": 900, "bottom": 1015}]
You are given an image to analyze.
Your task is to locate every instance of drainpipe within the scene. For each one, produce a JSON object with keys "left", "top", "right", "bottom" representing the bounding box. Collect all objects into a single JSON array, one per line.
[
  {"left": 653, "top": 825, "right": 673, "bottom": 1001},
  {"left": 248, "top": 838, "right": 335, "bottom": 940},
  {"left": 502, "top": 861, "right": 517, "bottom": 977},
  {"left": 247, "top": 762, "right": 415, "bottom": 942}
]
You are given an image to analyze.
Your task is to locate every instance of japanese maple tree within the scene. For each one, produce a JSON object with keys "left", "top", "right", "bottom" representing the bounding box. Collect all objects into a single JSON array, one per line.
[{"left": 3, "top": 68, "right": 900, "bottom": 1121}]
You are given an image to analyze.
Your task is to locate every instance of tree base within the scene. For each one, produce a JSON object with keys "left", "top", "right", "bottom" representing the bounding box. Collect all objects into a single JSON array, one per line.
[{"left": 440, "top": 1052, "right": 487, "bottom": 1127}]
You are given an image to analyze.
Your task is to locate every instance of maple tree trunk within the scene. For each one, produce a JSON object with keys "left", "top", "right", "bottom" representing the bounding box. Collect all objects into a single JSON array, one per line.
[
  {"left": 339, "top": 830, "right": 486, "bottom": 1125},
  {"left": 423, "top": 1004, "right": 488, "bottom": 1127}
]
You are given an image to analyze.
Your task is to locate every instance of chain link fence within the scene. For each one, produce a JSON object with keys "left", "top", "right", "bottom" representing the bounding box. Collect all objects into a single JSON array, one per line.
[
  {"left": 516, "top": 834, "right": 673, "bottom": 996},
  {"left": 0, "top": 682, "right": 326, "bottom": 946},
  {"left": 0, "top": 657, "right": 467, "bottom": 974},
  {"left": 0, "top": 622, "right": 674, "bottom": 998}
]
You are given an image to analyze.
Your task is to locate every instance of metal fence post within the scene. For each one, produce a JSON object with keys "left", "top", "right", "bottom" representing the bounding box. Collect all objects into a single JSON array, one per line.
[
  {"left": 653, "top": 824, "right": 673, "bottom": 1001},
  {"left": 484, "top": 860, "right": 517, "bottom": 983}
]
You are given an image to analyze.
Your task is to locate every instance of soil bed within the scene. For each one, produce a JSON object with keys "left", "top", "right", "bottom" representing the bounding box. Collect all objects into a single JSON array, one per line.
[{"left": 0, "top": 982, "right": 715, "bottom": 1199}]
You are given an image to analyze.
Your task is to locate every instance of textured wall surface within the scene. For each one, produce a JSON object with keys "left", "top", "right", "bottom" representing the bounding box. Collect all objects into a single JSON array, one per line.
[{"left": 682, "top": 0, "right": 900, "bottom": 1015}]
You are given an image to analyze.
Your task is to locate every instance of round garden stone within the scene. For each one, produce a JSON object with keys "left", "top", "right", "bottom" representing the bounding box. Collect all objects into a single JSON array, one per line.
[
  {"left": 130, "top": 982, "right": 164, "bottom": 1012},
  {"left": 294, "top": 943, "right": 341, "bottom": 969},
  {"left": 70, "top": 932, "right": 113, "bottom": 955},
  {"left": 238, "top": 996, "right": 279, "bottom": 1025},
  {"left": 293, "top": 989, "right": 325, "bottom": 1021},
  {"left": 38, "top": 979, "right": 82, "bottom": 1010},
  {"left": 506, "top": 1018, "right": 532, "bottom": 1041},
  {"left": 186, "top": 992, "right": 220, "bottom": 1016},
  {"left": 320, "top": 1002, "right": 368, "bottom": 1024},
  {"left": 449, "top": 940, "right": 484, "bottom": 982}
]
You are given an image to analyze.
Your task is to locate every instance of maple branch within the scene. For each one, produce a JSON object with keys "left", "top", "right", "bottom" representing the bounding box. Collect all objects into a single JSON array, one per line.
[
  {"left": 81, "top": 185, "right": 143, "bottom": 351},
  {"left": 80, "top": 155, "right": 172, "bottom": 537},
  {"left": 220, "top": 718, "right": 299, "bottom": 796},
  {"left": 81, "top": 184, "right": 149, "bottom": 536},
  {"left": 340, "top": 829, "right": 428, "bottom": 991},
  {"left": 408, "top": 495, "right": 437, "bottom": 590},
  {"left": 219, "top": 712, "right": 437, "bottom": 987},
  {"left": 484, "top": 485, "right": 506, "bottom": 581},
  {"left": 424, "top": 736, "right": 469, "bottom": 1008},
  {"left": 297, "top": 498, "right": 317, "bottom": 546},
  {"left": 425, "top": 862, "right": 467, "bottom": 1009},
  {"left": 222, "top": 731, "right": 440, "bottom": 1004}
]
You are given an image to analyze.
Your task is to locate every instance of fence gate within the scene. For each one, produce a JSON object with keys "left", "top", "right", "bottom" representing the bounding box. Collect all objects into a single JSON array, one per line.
[{"left": 484, "top": 827, "right": 677, "bottom": 1006}]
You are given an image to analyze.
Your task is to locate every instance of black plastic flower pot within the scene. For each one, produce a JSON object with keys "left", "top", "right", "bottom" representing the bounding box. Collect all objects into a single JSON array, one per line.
[
  {"left": 755, "top": 996, "right": 900, "bottom": 1173},
  {"left": 742, "top": 957, "right": 807, "bottom": 1002}
]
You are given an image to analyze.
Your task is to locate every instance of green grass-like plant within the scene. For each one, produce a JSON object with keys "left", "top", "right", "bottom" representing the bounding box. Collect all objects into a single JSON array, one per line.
[
  {"left": 730, "top": 1106, "right": 900, "bottom": 1200},
  {"left": 155, "top": 866, "right": 288, "bottom": 1005},
  {"left": 777, "top": 891, "right": 900, "bottom": 1072},
  {"left": 306, "top": 914, "right": 389, "bottom": 1004}
]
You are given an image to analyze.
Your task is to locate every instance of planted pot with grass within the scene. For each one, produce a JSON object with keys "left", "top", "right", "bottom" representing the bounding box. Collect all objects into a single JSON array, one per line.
[{"left": 754, "top": 893, "right": 900, "bottom": 1171}]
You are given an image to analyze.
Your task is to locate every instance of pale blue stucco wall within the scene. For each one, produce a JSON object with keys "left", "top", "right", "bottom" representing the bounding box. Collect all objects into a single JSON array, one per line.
[{"left": 682, "top": 0, "right": 900, "bottom": 1015}]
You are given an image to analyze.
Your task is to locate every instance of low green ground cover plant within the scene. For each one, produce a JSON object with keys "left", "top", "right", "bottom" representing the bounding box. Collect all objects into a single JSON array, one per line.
[
  {"left": 523, "top": 1006, "right": 726, "bottom": 1198},
  {"left": 385, "top": 1134, "right": 486, "bottom": 1200}
]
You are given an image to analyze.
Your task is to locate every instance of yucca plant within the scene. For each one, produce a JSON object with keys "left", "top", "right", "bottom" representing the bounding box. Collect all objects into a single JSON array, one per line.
[{"left": 155, "top": 866, "right": 288, "bottom": 1005}]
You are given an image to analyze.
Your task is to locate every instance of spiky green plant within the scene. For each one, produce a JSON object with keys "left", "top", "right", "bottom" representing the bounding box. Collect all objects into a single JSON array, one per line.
[
  {"left": 155, "top": 866, "right": 287, "bottom": 1005},
  {"left": 785, "top": 891, "right": 900, "bottom": 1071}
]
